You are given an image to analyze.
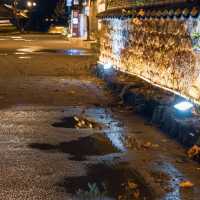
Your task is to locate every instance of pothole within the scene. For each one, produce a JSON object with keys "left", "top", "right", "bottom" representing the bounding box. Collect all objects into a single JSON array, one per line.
[
  {"left": 58, "top": 163, "right": 152, "bottom": 200},
  {"left": 52, "top": 116, "right": 101, "bottom": 129}
]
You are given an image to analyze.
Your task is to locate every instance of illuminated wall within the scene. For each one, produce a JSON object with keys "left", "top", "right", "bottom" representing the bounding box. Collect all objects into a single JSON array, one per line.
[{"left": 99, "top": 16, "right": 200, "bottom": 103}]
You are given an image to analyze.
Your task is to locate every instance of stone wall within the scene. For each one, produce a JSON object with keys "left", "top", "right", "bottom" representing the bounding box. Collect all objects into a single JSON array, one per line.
[{"left": 99, "top": 16, "right": 200, "bottom": 103}]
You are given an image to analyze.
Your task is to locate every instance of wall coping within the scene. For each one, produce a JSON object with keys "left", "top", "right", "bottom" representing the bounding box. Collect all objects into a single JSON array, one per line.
[{"left": 97, "top": 0, "right": 200, "bottom": 18}]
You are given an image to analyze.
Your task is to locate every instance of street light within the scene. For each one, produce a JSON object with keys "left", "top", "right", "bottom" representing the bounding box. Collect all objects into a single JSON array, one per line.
[
  {"left": 27, "top": 1, "right": 36, "bottom": 8},
  {"left": 174, "top": 101, "right": 194, "bottom": 118},
  {"left": 174, "top": 101, "right": 193, "bottom": 112},
  {"left": 27, "top": 1, "right": 32, "bottom": 7}
]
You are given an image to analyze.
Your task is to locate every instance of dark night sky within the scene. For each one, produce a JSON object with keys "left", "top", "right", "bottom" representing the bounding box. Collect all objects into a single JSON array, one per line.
[
  {"left": 0, "top": 0, "right": 59, "bottom": 17},
  {"left": 37, "top": 0, "right": 59, "bottom": 17}
]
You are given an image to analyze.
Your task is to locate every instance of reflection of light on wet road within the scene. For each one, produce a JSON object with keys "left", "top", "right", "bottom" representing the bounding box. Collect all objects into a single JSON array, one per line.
[
  {"left": 0, "top": 53, "right": 8, "bottom": 56},
  {"left": 18, "top": 56, "right": 31, "bottom": 59},
  {"left": 64, "top": 49, "right": 93, "bottom": 56},
  {"left": 24, "top": 40, "right": 33, "bottom": 42},
  {"left": 15, "top": 52, "right": 26, "bottom": 55},
  {"left": 159, "top": 162, "right": 184, "bottom": 200},
  {"left": 13, "top": 39, "right": 24, "bottom": 41},
  {"left": 11, "top": 36, "right": 22, "bottom": 39},
  {"left": 86, "top": 108, "right": 126, "bottom": 152},
  {"left": 17, "top": 46, "right": 43, "bottom": 53}
]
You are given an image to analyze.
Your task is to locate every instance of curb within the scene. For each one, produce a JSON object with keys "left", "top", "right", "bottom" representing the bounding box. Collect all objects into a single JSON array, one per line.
[{"left": 94, "top": 64, "right": 200, "bottom": 148}]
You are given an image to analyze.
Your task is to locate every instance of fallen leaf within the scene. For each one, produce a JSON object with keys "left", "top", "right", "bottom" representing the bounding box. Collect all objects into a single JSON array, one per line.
[
  {"left": 74, "top": 116, "right": 79, "bottom": 121},
  {"left": 179, "top": 181, "right": 194, "bottom": 188},
  {"left": 70, "top": 91, "right": 75, "bottom": 94},
  {"left": 118, "top": 195, "right": 123, "bottom": 200},
  {"left": 128, "top": 181, "right": 138, "bottom": 189},
  {"left": 142, "top": 142, "right": 152, "bottom": 148},
  {"left": 133, "top": 190, "right": 140, "bottom": 199},
  {"left": 152, "top": 144, "right": 160, "bottom": 148},
  {"left": 187, "top": 145, "right": 200, "bottom": 158}
]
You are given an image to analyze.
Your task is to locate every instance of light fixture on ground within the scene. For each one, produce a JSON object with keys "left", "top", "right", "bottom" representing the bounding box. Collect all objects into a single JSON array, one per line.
[
  {"left": 103, "top": 63, "right": 112, "bottom": 70},
  {"left": 174, "top": 101, "right": 194, "bottom": 111},
  {"left": 174, "top": 101, "right": 194, "bottom": 118}
]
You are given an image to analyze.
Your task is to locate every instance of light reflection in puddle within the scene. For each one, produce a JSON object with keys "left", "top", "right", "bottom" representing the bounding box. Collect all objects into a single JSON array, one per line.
[
  {"left": 13, "top": 39, "right": 24, "bottom": 41},
  {"left": 11, "top": 36, "right": 22, "bottom": 39},
  {"left": 63, "top": 49, "right": 93, "bottom": 56},
  {"left": 18, "top": 56, "right": 31, "bottom": 59},
  {"left": 14, "top": 48, "right": 94, "bottom": 56},
  {"left": 17, "top": 46, "right": 43, "bottom": 53},
  {"left": 85, "top": 107, "right": 126, "bottom": 152},
  {"left": 0, "top": 53, "right": 8, "bottom": 56},
  {"left": 15, "top": 52, "right": 26, "bottom": 55},
  {"left": 158, "top": 161, "right": 188, "bottom": 200},
  {"left": 24, "top": 39, "right": 33, "bottom": 42}
]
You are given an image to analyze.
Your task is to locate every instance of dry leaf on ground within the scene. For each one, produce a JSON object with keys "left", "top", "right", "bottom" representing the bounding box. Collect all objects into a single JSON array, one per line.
[{"left": 179, "top": 181, "right": 194, "bottom": 188}]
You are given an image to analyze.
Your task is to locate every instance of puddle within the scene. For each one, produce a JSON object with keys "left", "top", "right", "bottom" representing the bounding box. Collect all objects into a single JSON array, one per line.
[
  {"left": 29, "top": 134, "right": 119, "bottom": 161},
  {"left": 35, "top": 49, "right": 59, "bottom": 53},
  {"left": 58, "top": 163, "right": 152, "bottom": 200},
  {"left": 52, "top": 116, "right": 101, "bottom": 129},
  {"left": 155, "top": 161, "right": 195, "bottom": 200},
  {"left": 36, "top": 48, "right": 93, "bottom": 56},
  {"left": 63, "top": 49, "right": 93, "bottom": 56},
  {"left": 0, "top": 48, "right": 93, "bottom": 56}
]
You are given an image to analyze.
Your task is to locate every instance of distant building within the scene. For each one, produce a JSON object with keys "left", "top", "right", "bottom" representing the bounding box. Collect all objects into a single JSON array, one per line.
[
  {"left": 65, "top": 0, "right": 87, "bottom": 38},
  {"left": 66, "top": 0, "right": 107, "bottom": 39}
]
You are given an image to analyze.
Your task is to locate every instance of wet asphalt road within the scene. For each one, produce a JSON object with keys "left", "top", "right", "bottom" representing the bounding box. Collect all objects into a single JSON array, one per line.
[{"left": 0, "top": 34, "right": 200, "bottom": 200}]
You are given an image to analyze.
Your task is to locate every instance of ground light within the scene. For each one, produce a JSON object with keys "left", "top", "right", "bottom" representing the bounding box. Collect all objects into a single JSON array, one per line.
[
  {"left": 174, "top": 101, "right": 194, "bottom": 111},
  {"left": 174, "top": 101, "right": 194, "bottom": 118},
  {"left": 103, "top": 63, "right": 112, "bottom": 70}
]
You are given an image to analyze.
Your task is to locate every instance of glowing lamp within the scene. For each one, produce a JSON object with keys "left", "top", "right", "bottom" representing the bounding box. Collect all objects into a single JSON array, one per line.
[
  {"left": 103, "top": 63, "right": 112, "bottom": 70},
  {"left": 27, "top": 1, "right": 32, "bottom": 7},
  {"left": 174, "top": 101, "right": 193, "bottom": 111},
  {"left": 174, "top": 101, "right": 194, "bottom": 118}
]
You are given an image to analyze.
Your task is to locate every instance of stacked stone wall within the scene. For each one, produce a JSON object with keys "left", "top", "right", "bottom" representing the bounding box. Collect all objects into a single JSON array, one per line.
[{"left": 99, "top": 16, "right": 200, "bottom": 102}]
